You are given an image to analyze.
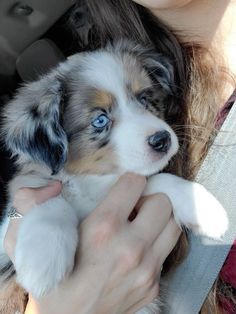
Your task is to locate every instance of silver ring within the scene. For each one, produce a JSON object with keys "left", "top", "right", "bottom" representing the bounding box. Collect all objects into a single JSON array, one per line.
[{"left": 7, "top": 206, "right": 23, "bottom": 219}]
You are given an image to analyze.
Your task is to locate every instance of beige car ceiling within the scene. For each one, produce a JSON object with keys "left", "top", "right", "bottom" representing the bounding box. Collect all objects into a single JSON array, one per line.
[{"left": 0, "top": 0, "right": 75, "bottom": 76}]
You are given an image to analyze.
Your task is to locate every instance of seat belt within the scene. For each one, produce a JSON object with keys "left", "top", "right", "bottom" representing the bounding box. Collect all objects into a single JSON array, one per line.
[{"left": 162, "top": 101, "right": 236, "bottom": 314}]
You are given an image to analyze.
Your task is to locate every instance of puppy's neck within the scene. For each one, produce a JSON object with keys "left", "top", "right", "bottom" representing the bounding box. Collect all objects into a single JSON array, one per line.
[{"left": 61, "top": 173, "right": 119, "bottom": 220}]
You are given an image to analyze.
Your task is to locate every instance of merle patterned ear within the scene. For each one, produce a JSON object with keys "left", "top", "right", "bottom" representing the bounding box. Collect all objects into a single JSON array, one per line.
[
  {"left": 3, "top": 76, "right": 68, "bottom": 174},
  {"left": 142, "top": 52, "right": 176, "bottom": 95},
  {"left": 115, "top": 40, "right": 176, "bottom": 96}
]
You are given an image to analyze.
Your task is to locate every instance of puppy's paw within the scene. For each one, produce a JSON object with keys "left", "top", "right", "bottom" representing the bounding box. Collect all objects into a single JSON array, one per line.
[
  {"left": 188, "top": 184, "right": 228, "bottom": 239},
  {"left": 14, "top": 197, "right": 78, "bottom": 298}
]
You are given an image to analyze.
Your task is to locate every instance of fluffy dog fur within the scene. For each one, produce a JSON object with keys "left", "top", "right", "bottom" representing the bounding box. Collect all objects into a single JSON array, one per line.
[{"left": 0, "top": 41, "right": 228, "bottom": 313}]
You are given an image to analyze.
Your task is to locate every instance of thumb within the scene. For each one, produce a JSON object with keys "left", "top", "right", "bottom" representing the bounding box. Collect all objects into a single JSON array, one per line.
[
  {"left": 13, "top": 181, "right": 62, "bottom": 214},
  {"left": 33, "top": 181, "right": 62, "bottom": 205}
]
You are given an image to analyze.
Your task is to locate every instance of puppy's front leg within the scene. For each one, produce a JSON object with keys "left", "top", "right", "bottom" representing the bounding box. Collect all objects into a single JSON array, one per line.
[
  {"left": 14, "top": 196, "right": 79, "bottom": 298},
  {"left": 144, "top": 173, "right": 228, "bottom": 239}
]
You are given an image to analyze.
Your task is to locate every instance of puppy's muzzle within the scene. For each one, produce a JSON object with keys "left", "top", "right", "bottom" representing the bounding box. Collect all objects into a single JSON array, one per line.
[{"left": 148, "top": 131, "right": 171, "bottom": 153}]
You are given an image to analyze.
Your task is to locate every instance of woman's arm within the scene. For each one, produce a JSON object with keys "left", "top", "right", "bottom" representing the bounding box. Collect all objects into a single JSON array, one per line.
[{"left": 5, "top": 174, "right": 181, "bottom": 314}]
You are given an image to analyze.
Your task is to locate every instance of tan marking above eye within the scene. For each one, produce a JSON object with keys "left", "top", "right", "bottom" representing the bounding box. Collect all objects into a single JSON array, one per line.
[
  {"left": 131, "top": 79, "right": 142, "bottom": 94},
  {"left": 129, "top": 75, "right": 152, "bottom": 95},
  {"left": 93, "top": 90, "right": 114, "bottom": 109}
]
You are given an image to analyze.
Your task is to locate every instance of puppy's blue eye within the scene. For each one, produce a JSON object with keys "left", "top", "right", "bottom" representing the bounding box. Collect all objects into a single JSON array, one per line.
[{"left": 92, "top": 114, "right": 110, "bottom": 129}]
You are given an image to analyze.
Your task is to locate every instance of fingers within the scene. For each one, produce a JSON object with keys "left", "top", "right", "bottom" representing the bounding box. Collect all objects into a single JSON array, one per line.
[
  {"left": 95, "top": 173, "right": 146, "bottom": 221},
  {"left": 12, "top": 181, "right": 62, "bottom": 214},
  {"left": 153, "top": 216, "right": 181, "bottom": 266},
  {"left": 131, "top": 193, "right": 172, "bottom": 244}
]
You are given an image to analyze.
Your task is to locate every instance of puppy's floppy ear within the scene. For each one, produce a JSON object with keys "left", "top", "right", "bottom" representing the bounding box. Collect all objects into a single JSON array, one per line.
[
  {"left": 2, "top": 75, "right": 68, "bottom": 174},
  {"left": 141, "top": 52, "right": 176, "bottom": 95},
  {"left": 112, "top": 40, "right": 176, "bottom": 95}
]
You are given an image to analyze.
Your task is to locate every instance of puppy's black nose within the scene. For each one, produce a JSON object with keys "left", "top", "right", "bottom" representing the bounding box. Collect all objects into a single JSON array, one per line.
[{"left": 148, "top": 131, "right": 171, "bottom": 153}]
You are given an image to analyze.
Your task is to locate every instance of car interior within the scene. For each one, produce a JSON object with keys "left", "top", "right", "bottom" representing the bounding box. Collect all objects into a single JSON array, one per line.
[{"left": 0, "top": 0, "right": 83, "bottom": 210}]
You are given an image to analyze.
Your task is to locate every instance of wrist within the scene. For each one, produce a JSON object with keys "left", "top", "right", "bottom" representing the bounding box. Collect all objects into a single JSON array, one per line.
[{"left": 26, "top": 267, "right": 105, "bottom": 314}]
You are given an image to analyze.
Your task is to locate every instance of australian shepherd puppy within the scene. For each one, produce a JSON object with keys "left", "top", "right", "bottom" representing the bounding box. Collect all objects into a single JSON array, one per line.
[{"left": 0, "top": 41, "right": 228, "bottom": 313}]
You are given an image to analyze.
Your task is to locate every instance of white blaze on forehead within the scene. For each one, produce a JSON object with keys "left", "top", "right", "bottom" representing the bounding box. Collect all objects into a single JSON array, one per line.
[
  {"left": 111, "top": 108, "right": 179, "bottom": 175},
  {"left": 81, "top": 51, "right": 127, "bottom": 102}
]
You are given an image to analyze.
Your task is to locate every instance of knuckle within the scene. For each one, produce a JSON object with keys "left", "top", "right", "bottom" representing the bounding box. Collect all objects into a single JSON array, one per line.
[
  {"left": 117, "top": 244, "right": 143, "bottom": 270},
  {"left": 99, "top": 213, "right": 120, "bottom": 233},
  {"left": 136, "top": 265, "right": 157, "bottom": 289},
  {"left": 87, "top": 214, "right": 120, "bottom": 248}
]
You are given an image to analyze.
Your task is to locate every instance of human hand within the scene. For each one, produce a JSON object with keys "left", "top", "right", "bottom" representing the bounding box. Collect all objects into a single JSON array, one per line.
[
  {"left": 4, "top": 174, "right": 181, "bottom": 314},
  {"left": 4, "top": 181, "right": 62, "bottom": 261},
  {"left": 73, "top": 174, "right": 180, "bottom": 314}
]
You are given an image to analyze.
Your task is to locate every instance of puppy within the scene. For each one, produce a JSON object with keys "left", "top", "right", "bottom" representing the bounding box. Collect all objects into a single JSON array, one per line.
[{"left": 0, "top": 41, "right": 228, "bottom": 313}]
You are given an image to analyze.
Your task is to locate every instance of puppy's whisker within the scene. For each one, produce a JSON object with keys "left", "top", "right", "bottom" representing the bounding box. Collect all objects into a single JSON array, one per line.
[
  {"left": 151, "top": 82, "right": 184, "bottom": 92},
  {"left": 172, "top": 124, "right": 207, "bottom": 130}
]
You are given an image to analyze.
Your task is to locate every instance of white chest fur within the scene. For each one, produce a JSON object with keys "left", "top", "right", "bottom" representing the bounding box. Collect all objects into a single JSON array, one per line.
[{"left": 61, "top": 174, "right": 118, "bottom": 220}]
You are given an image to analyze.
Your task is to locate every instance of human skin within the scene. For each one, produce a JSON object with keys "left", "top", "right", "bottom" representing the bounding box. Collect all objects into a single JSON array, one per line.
[
  {"left": 135, "top": 0, "right": 236, "bottom": 102},
  {"left": 5, "top": 174, "right": 180, "bottom": 314},
  {"left": 132, "top": 0, "right": 192, "bottom": 9}
]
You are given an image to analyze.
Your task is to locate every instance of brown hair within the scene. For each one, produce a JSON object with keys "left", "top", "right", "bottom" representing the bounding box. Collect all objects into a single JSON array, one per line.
[{"left": 69, "top": 0, "right": 235, "bottom": 312}]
